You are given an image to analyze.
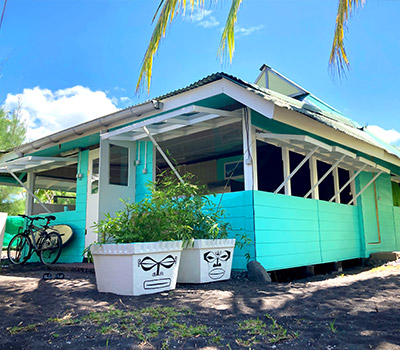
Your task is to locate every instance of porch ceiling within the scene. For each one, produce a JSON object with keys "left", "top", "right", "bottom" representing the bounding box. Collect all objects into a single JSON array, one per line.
[
  {"left": 256, "top": 132, "right": 389, "bottom": 173},
  {"left": 0, "top": 156, "right": 78, "bottom": 174},
  {"left": 101, "top": 105, "right": 242, "bottom": 142}
]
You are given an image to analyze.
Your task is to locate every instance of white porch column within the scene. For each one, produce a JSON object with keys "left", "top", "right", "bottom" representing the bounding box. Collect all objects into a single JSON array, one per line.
[
  {"left": 242, "top": 108, "right": 258, "bottom": 191},
  {"left": 333, "top": 167, "right": 340, "bottom": 203},
  {"left": 309, "top": 156, "right": 319, "bottom": 199},
  {"left": 281, "top": 147, "right": 291, "bottom": 196},
  {"left": 25, "top": 172, "right": 35, "bottom": 215}
]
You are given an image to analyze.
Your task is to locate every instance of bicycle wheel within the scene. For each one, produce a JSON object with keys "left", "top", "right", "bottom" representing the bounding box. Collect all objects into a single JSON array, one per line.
[
  {"left": 7, "top": 234, "right": 32, "bottom": 265},
  {"left": 39, "top": 232, "right": 62, "bottom": 265}
]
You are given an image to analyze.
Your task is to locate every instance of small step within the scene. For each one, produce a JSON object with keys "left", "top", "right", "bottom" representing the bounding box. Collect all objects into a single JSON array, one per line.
[
  {"left": 370, "top": 251, "right": 400, "bottom": 262},
  {"left": 48, "top": 263, "right": 95, "bottom": 272}
]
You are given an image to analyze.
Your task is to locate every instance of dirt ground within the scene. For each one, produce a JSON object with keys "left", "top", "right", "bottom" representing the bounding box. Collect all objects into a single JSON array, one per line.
[{"left": 0, "top": 261, "right": 399, "bottom": 350}]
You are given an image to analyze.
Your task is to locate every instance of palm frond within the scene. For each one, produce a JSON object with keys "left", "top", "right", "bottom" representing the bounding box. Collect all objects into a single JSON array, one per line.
[
  {"left": 217, "top": 0, "right": 243, "bottom": 63},
  {"left": 137, "top": 0, "right": 205, "bottom": 94},
  {"left": 329, "top": 0, "right": 365, "bottom": 77}
]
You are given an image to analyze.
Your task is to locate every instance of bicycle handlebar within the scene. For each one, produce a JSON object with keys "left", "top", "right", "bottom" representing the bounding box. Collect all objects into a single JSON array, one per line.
[{"left": 18, "top": 214, "right": 56, "bottom": 222}]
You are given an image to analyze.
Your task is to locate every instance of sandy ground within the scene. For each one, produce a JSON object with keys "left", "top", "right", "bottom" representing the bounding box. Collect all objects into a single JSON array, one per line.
[{"left": 0, "top": 261, "right": 399, "bottom": 350}]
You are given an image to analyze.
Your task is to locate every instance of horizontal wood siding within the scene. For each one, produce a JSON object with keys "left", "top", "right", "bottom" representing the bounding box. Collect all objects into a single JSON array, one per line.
[
  {"left": 318, "top": 200, "right": 361, "bottom": 262},
  {"left": 209, "top": 191, "right": 255, "bottom": 270},
  {"left": 254, "top": 191, "right": 361, "bottom": 271}
]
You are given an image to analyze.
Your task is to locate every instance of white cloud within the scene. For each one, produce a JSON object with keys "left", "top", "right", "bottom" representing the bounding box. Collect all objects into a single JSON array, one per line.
[
  {"left": 367, "top": 125, "right": 400, "bottom": 145},
  {"left": 235, "top": 25, "right": 264, "bottom": 37},
  {"left": 3, "top": 86, "right": 119, "bottom": 142},
  {"left": 120, "top": 96, "right": 132, "bottom": 103},
  {"left": 186, "top": 7, "right": 219, "bottom": 28}
]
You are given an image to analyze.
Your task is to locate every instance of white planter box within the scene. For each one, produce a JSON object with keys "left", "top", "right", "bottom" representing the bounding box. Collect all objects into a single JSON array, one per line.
[
  {"left": 177, "top": 239, "right": 235, "bottom": 284},
  {"left": 91, "top": 241, "right": 182, "bottom": 296}
]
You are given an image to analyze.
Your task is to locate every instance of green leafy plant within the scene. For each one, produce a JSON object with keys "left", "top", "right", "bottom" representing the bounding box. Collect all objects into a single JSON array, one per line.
[
  {"left": 93, "top": 171, "right": 237, "bottom": 245},
  {"left": 328, "top": 319, "right": 337, "bottom": 333}
]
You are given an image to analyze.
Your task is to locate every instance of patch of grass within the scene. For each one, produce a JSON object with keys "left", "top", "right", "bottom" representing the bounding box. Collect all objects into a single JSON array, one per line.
[
  {"left": 328, "top": 319, "right": 337, "bottom": 333},
  {"left": 238, "top": 318, "right": 267, "bottom": 335},
  {"left": 47, "top": 313, "right": 79, "bottom": 325},
  {"left": 78, "top": 305, "right": 215, "bottom": 347},
  {"left": 8, "top": 323, "right": 39, "bottom": 334},
  {"left": 169, "top": 323, "right": 210, "bottom": 338},
  {"left": 236, "top": 313, "right": 298, "bottom": 347}
]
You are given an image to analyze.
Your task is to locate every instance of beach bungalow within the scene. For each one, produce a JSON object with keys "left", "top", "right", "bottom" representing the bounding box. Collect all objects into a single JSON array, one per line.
[{"left": 1, "top": 65, "right": 399, "bottom": 271}]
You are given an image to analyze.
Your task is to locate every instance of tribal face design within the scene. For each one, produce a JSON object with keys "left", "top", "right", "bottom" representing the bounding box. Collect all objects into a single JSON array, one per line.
[
  {"left": 138, "top": 254, "right": 178, "bottom": 290},
  {"left": 203, "top": 250, "right": 231, "bottom": 280},
  {"left": 138, "top": 255, "right": 177, "bottom": 276}
]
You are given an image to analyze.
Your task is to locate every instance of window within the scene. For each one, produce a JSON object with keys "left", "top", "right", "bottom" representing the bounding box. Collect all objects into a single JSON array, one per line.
[
  {"left": 224, "top": 161, "right": 244, "bottom": 180},
  {"left": 91, "top": 158, "right": 99, "bottom": 194},
  {"left": 109, "top": 145, "right": 129, "bottom": 186}
]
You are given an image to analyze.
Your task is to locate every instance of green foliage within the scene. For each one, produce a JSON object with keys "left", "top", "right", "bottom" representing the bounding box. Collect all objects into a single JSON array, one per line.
[
  {"left": 0, "top": 108, "right": 26, "bottom": 151},
  {"left": 94, "top": 171, "right": 233, "bottom": 244},
  {"left": 0, "top": 186, "right": 25, "bottom": 215},
  {"left": 0, "top": 108, "right": 26, "bottom": 214},
  {"left": 34, "top": 189, "right": 76, "bottom": 205}
]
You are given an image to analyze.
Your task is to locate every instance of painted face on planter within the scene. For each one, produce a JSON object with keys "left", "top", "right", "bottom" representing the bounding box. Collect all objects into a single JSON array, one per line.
[
  {"left": 138, "top": 254, "right": 178, "bottom": 290},
  {"left": 203, "top": 250, "right": 231, "bottom": 280}
]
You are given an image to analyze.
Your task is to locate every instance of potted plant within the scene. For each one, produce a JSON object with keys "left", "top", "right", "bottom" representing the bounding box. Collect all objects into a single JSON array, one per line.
[
  {"left": 153, "top": 171, "right": 240, "bottom": 284},
  {"left": 90, "top": 171, "right": 247, "bottom": 295},
  {"left": 90, "top": 177, "right": 188, "bottom": 296}
]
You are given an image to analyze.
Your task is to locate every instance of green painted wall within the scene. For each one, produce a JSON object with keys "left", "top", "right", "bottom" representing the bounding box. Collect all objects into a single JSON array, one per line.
[
  {"left": 392, "top": 207, "right": 400, "bottom": 250},
  {"left": 253, "top": 190, "right": 361, "bottom": 271},
  {"left": 135, "top": 141, "right": 154, "bottom": 202},
  {"left": 209, "top": 191, "right": 255, "bottom": 270},
  {"left": 357, "top": 173, "right": 398, "bottom": 257}
]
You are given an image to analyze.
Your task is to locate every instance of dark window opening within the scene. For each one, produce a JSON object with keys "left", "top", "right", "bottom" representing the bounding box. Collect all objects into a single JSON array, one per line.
[
  {"left": 257, "top": 141, "right": 284, "bottom": 194},
  {"left": 392, "top": 181, "right": 400, "bottom": 207},
  {"left": 155, "top": 123, "right": 244, "bottom": 194},
  {"left": 109, "top": 145, "right": 129, "bottom": 186},
  {"left": 317, "top": 160, "right": 334, "bottom": 201},
  {"left": 290, "top": 151, "right": 311, "bottom": 197},
  {"left": 338, "top": 168, "right": 352, "bottom": 204}
]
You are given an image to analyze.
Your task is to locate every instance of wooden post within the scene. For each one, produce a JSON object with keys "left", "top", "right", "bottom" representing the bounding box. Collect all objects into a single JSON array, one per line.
[
  {"left": 309, "top": 156, "right": 319, "bottom": 199},
  {"left": 281, "top": 147, "right": 291, "bottom": 196},
  {"left": 242, "top": 108, "right": 258, "bottom": 191}
]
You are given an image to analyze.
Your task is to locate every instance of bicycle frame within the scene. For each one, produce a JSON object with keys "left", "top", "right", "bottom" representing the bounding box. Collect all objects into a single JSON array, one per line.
[{"left": 22, "top": 217, "right": 54, "bottom": 253}]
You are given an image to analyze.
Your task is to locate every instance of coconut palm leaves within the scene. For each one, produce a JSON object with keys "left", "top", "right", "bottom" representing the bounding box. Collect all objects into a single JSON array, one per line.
[
  {"left": 217, "top": 0, "right": 243, "bottom": 63},
  {"left": 137, "top": 0, "right": 366, "bottom": 93},
  {"left": 136, "top": 0, "right": 206, "bottom": 93},
  {"left": 330, "top": 0, "right": 365, "bottom": 75}
]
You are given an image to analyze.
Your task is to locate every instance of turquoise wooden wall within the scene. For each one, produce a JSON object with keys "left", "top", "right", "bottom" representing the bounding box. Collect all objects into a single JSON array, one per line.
[
  {"left": 135, "top": 141, "right": 154, "bottom": 202},
  {"left": 209, "top": 191, "right": 255, "bottom": 270},
  {"left": 357, "top": 173, "right": 398, "bottom": 256},
  {"left": 253, "top": 190, "right": 361, "bottom": 271},
  {"left": 393, "top": 207, "right": 400, "bottom": 250},
  {"left": 30, "top": 150, "right": 88, "bottom": 263}
]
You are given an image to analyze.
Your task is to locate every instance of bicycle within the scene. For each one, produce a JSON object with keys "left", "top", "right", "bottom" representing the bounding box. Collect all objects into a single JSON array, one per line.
[{"left": 7, "top": 214, "right": 63, "bottom": 266}]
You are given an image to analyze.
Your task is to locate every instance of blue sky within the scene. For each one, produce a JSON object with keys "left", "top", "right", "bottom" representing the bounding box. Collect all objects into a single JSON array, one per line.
[{"left": 1, "top": 0, "right": 400, "bottom": 143}]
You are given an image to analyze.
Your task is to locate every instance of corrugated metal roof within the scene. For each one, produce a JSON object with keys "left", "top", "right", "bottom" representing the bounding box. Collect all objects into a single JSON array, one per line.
[{"left": 154, "top": 72, "right": 397, "bottom": 159}]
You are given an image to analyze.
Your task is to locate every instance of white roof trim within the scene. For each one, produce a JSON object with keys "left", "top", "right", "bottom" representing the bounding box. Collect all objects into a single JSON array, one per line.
[
  {"left": 256, "top": 132, "right": 389, "bottom": 173},
  {"left": 101, "top": 105, "right": 242, "bottom": 141},
  {"left": 0, "top": 156, "right": 78, "bottom": 173}
]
